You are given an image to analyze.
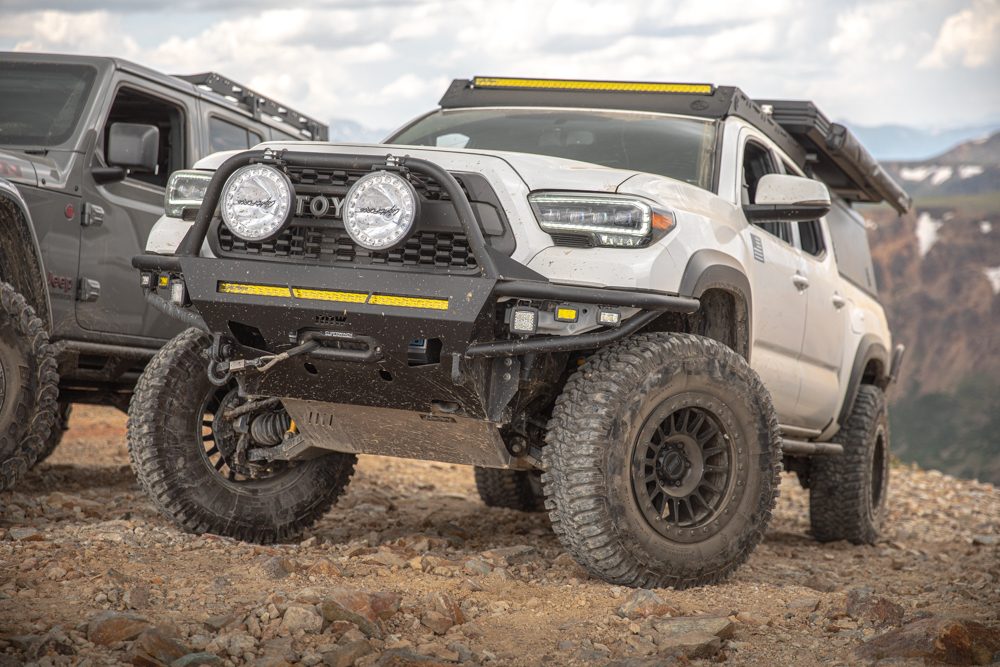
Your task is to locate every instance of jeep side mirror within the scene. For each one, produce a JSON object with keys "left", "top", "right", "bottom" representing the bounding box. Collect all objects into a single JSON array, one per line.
[
  {"left": 108, "top": 123, "right": 160, "bottom": 172},
  {"left": 743, "top": 174, "right": 831, "bottom": 223}
]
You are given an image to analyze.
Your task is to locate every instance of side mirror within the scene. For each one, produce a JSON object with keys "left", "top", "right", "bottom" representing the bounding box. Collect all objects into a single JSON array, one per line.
[
  {"left": 108, "top": 123, "right": 160, "bottom": 172},
  {"left": 744, "top": 174, "right": 831, "bottom": 223}
]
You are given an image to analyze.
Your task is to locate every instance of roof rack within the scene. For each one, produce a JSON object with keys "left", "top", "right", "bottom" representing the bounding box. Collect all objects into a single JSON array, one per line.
[
  {"left": 755, "top": 100, "right": 911, "bottom": 213},
  {"left": 174, "top": 72, "right": 328, "bottom": 142}
]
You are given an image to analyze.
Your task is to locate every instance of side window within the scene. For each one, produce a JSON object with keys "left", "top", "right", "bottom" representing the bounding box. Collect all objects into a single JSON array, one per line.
[
  {"left": 798, "top": 220, "right": 826, "bottom": 257},
  {"left": 209, "top": 117, "right": 261, "bottom": 153},
  {"left": 742, "top": 140, "right": 792, "bottom": 244},
  {"left": 827, "top": 199, "right": 878, "bottom": 296},
  {"left": 104, "top": 87, "right": 184, "bottom": 188}
]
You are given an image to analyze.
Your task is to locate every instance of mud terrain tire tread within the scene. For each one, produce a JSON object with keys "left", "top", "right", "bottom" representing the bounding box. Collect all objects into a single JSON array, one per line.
[
  {"left": 474, "top": 467, "right": 544, "bottom": 512},
  {"left": 541, "top": 332, "right": 782, "bottom": 589},
  {"left": 127, "top": 328, "right": 356, "bottom": 543},
  {"left": 33, "top": 401, "right": 71, "bottom": 466},
  {"left": 0, "top": 282, "right": 59, "bottom": 492},
  {"left": 809, "top": 385, "right": 889, "bottom": 545}
]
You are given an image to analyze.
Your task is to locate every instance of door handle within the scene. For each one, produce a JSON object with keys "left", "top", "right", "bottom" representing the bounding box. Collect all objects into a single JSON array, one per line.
[
  {"left": 78, "top": 278, "right": 101, "bottom": 302},
  {"left": 792, "top": 274, "right": 810, "bottom": 290},
  {"left": 82, "top": 202, "right": 105, "bottom": 227},
  {"left": 831, "top": 295, "right": 846, "bottom": 309}
]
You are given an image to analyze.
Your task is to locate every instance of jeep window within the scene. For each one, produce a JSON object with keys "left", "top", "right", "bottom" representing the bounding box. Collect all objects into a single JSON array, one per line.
[
  {"left": 389, "top": 108, "right": 718, "bottom": 191},
  {"left": 270, "top": 127, "right": 301, "bottom": 142},
  {"left": 209, "top": 117, "right": 262, "bottom": 153},
  {"left": 827, "top": 199, "right": 878, "bottom": 297},
  {"left": 104, "top": 87, "right": 185, "bottom": 188},
  {"left": 798, "top": 220, "right": 826, "bottom": 258},
  {"left": 742, "top": 140, "right": 792, "bottom": 244},
  {"left": 0, "top": 62, "right": 97, "bottom": 147}
]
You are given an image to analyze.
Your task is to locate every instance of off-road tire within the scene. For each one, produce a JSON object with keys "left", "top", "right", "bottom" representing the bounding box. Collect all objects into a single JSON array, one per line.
[
  {"left": 33, "top": 401, "right": 71, "bottom": 466},
  {"left": 474, "top": 467, "right": 544, "bottom": 512},
  {"left": 542, "top": 333, "right": 781, "bottom": 589},
  {"left": 127, "top": 328, "right": 357, "bottom": 543},
  {"left": 0, "top": 282, "right": 59, "bottom": 492},
  {"left": 809, "top": 385, "right": 889, "bottom": 545}
]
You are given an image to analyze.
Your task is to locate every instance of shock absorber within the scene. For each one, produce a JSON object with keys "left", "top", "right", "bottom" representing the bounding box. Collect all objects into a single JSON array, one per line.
[{"left": 250, "top": 411, "right": 291, "bottom": 446}]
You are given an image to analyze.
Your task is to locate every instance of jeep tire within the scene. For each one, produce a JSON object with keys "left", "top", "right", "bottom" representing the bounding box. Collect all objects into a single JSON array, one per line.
[
  {"left": 127, "top": 328, "right": 357, "bottom": 543},
  {"left": 474, "top": 467, "right": 544, "bottom": 512},
  {"left": 542, "top": 333, "right": 781, "bottom": 589},
  {"left": 33, "top": 401, "right": 72, "bottom": 466},
  {"left": 0, "top": 282, "right": 59, "bottom": 492},
  {"left": 809, "top": 385, "right": 889, "bottom": 545}
]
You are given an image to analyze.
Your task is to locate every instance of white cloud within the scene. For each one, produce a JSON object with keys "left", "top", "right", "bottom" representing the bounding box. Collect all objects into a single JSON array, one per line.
[
  {"left": 920, "top": 0, "right": 1000, "bottom": 68},
  {"left": 12, "top": 10, "right": 140, "bottom": 57}
]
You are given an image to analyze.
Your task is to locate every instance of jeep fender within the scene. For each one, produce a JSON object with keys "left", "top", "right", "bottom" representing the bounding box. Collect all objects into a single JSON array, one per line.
[
  {"left": 838, "top": 333, "right": 889, "bottom": 427},
  {"left": 0, "top": 179, "right": 51, "bottom": 329},
  {"left": 678, "top": 248, "right": 752, "bottom": 357}
]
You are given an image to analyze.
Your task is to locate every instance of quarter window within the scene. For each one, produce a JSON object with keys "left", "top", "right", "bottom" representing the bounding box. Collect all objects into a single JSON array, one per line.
[
  {"left": 742, "top": 140, "right": 792, "bottom": 244},
  {"left": 209, "top": 117, "right": 262, "bottom": 153},
  {"left": 827, "top": 199, "right": 878, "bottom": 296}
]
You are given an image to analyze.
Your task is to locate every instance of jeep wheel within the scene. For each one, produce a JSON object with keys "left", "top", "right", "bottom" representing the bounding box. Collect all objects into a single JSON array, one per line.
[
  {"left": 474, "top": 467, "right": 544, "bottom": 512},
  {"left": 542, "top": 333, "right": 781, "bottom": 589},
  {"left": 809, "top": 385, "right": 889, "bottom": 545},
  {"left": 0, "top": 282, "right": 59, "bottom": 492},
  {"left": 33, "top": 401, "right": 72, "bottom": 466},
  {"left": 127, "top": 328, "right": 357, "bottom": 543}
]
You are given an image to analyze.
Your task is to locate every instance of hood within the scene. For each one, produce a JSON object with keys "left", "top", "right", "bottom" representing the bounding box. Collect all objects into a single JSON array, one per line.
[
  {"left": 192, "top": 142, "right": 640, "bottom": 193},
  {"left": 0, "top": 149, "right": 39, "bottom": 187}
]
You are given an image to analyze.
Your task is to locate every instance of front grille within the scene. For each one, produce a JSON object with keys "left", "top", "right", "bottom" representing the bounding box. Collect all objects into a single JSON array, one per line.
[
  {"left": 218, "top": 226, "right": 477, "bottom": 270},
  {"left": 550, "top": 234, "right": 594, "bottom": 248}
]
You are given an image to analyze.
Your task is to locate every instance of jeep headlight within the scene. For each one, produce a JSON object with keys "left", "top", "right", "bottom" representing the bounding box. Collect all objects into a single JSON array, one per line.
[
  {"left": 220, "top": 164, "right": 294, "bottom": 241},
  {"left": 164, "top": 170, "right": 213, "bottom": 218},
  {"left": 343, "top": 170, "right": 419, "bottom": 251},
  {"left": 529, "top": 193, "right": 674, "bottom": 247}
]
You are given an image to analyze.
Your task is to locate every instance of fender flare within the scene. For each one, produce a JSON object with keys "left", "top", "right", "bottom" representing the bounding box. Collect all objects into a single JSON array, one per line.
[
  {"left": 679, "top": 249, "right": 753, "bottom": 358},
  {"left": 0, "top": 179, "right": 51, "bottom": 329},
  {"left": 838, "top": 333, "right": 889, "bottom": 426}
]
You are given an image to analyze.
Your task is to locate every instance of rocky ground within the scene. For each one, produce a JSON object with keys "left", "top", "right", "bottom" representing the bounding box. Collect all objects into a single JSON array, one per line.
[{"left": 1, "top": 406, "right": 998, "bottom": 667}]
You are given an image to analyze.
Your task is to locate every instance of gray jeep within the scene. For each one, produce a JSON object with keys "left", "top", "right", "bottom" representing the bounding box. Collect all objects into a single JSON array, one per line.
[{"left": 0, "top": 52, "right": 326, "bottom": 491}]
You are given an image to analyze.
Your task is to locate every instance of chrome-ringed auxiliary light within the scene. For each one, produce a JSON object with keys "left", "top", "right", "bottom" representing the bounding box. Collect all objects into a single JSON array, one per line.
[
  {"left": 220, "top": 164, "right": 294, "bottom": 241},
  {"left": 343, "top": 170, "right": 419, "bottom": 251}
]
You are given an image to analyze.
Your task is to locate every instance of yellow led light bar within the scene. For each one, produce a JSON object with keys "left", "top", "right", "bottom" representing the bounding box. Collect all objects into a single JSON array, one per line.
[
  {"left": 369, "top": 294, "right": 449, "bottom": 310},
  {"left": 473, "top": 77, "right": 713, "bottom": 95},
  {"left": 292, "top": 288, "right": 368, "bottom": 303},
  {"left": 218, "top": 282, "right": 291, "bottom": 298},
  {"left": 556, "top": 307, "right": 578, "bottom": 322}
]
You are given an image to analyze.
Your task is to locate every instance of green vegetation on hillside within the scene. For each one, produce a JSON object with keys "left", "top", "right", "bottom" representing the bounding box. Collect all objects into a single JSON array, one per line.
[
  {"left": 891, "top": 374, "right": 1000, "bottom": 485},
  {"left": 912, "top": 191, "right": 1000, "bottom": 212}
]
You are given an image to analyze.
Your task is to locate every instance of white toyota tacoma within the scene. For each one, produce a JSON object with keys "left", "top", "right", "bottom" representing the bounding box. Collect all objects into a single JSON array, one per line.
[{"left": 129, "top": 77, "right": 908, "bottom": 589}]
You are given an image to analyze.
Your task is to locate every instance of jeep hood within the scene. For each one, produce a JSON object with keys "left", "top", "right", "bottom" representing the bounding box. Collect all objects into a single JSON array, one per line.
[{"left": 192, "top": 142, "right": 641, "bottom": 193}]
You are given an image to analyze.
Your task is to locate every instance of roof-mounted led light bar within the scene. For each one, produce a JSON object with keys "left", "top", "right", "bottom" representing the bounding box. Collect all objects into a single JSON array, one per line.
[{"left": 471, "top": 77, "right": 713, "bottom": 95}]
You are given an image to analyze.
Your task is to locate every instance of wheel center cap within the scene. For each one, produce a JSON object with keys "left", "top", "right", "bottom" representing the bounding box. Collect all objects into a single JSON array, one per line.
[{"left": 657, "top": 448, "right": 687, "bottom": 483}]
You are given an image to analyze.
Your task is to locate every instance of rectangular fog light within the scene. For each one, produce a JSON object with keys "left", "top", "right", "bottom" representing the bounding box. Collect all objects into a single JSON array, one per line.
[
  {"left": 555, "top": 305, "right": 579, "bottom": 323},
  {"left": 510, "top": 306, "right": 539, "bottom": 334},
  {"left": 169, "top": 279, "right": 187, "bottom": 306},
  {"left": 140, "top": 272, "right": 155, "bottom": 288},
  {"left": 598, "top": 309, "right": 622, "bottom": 326}
]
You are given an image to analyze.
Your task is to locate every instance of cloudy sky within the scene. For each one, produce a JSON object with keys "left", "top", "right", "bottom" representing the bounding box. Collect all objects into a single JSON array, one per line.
[{"left": 2, "top": 0, "right": 999, "bottom": 136}]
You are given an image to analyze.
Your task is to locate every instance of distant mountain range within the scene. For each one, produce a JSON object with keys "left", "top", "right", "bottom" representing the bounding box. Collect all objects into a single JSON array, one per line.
[
  {"left": 846, "top": 123, "right": 1000, "bottom": 162},
  {"left": 864, "top": 129, "right": 1000, "bottom": 484}
]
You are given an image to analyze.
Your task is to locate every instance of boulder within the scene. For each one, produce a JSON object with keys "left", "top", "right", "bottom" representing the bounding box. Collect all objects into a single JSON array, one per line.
[
  {"left": 652, "top": 615, "right": 734, "bottom": 640},
  {"left": 618, "top": 589, "right": 678, "bottom": 620},
  {"left": 853, "top": 615, "right": 1000, "bottom": 665},
  {"left": 845, "top": 588, "right": 904, "bottom": 627},
  {"left": 123, "top": 626, "right": 192, "bottom": 667},
  {"left": 88, "top": 611, "right": 152, "bottom": 646},
  {"left": 322, "top": 640, "right": 371, "bottom": 667},
  {"left": 656, "top": 631, "right": 722, "bottom": 659},
  {"left": 280, "top": 606, "right": 323, "bottom": 634}
]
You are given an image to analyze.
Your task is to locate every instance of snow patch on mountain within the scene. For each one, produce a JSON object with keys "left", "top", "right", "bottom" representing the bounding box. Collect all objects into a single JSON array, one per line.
[
  {"left": 916, "top": 212, "right": 945, "bottom": 257},
  {"left": 984, "top": 266, "right": 1000, "bottom": 295}
]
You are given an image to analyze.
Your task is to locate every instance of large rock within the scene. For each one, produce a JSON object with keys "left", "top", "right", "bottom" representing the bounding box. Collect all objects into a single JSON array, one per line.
[
  {"left": 376, "top": 649, "right": 452, "bottom": 666},
  {"left": 652, "top": 615, "right": 734, "bottom": 640},
  {"left": 655, "top": 631, "right": 722, "bottom": 659},
  {"left": 321, "top": 640, "right": 371, "bottom": 667},
  {"left": 424, "top": 592, "right": 464, "bottom": 626},
  {"left": 280, "top": 606, "right": 323, "bottom": 634},
  {"left": 322, "top": 588, "right": 400, "bottom": 639},
  {"left": 845, "top": 588, "right": 904, "bottom": 627},
  {"left": 123, "top": 626, "right": 192, "bottom": 667},
  {"left": 420, "top": 611, "right": 453, "bottom": 635},
  {"left": 88, "top": 611, "right": 152, "bottom": 646},
  {"left": 853, "top": 615, "right": 1000, "bottom": 665},
  {"left": 171, "top": 653, "right": 224, "bottom": 667},
  {"left": 618, "top": 590, "right": 678, "bottom": 620}
]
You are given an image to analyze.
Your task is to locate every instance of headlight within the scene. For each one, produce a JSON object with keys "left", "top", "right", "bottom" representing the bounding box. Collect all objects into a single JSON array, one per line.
[
  {"left": 529, "top": 193, "right": 674, "bottom": 248},
  {"left": 220, "top": 164, "right": 294, "bottom": 241},
  {"left": 164, "top": 170, "right": 213, "bottom": 218},
  {"left": 343, "top": 170, "right": 419, "bottom": 251}
]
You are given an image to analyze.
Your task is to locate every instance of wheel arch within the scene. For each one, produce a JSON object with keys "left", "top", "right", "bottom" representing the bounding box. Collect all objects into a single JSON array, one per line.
[
  {"left": 0, "top": 180, "right": 52, "bottom": 330},
  {"left": 838, "top": 333, "right": 890, "bottom": 427},
  {"left": 677, "top": 249, "right": 752, "bottom": 361}
]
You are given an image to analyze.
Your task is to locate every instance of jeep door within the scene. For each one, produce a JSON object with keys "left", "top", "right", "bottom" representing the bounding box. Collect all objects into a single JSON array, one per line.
[
  {"left": 738, "top": 133, "right": 808, "bottom": 421},
  {"left": 77, "top": 76, "right": 195, "bottom": 338}
]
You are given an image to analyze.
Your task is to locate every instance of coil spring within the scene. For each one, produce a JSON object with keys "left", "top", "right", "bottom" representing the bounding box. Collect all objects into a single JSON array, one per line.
[{"left": 250, "top": 411, "right": 291, "bottom": 446}]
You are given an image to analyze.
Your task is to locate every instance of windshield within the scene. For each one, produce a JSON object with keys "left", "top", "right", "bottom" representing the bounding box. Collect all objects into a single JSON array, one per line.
[
  {"left": 389, "top": 108, "right": 718, "bottom": 190},
  {"left": 0, "top": 62, "right": 98, "bottom": 147}
]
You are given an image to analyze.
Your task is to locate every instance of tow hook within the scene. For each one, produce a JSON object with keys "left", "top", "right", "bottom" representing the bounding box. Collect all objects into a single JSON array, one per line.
[{"left": 206, "top": 336, "right": 319, "bottom": 386}]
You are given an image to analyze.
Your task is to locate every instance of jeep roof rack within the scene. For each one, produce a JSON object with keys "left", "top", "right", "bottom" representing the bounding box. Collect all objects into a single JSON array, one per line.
[
  {"left": 439, "top": 77, "right": 910, "bottom": 213},
  {"left": 755, "top": 100, "right": 911, "bottom": 213},
  {"left": 174, "top": 72, "right": 328, "bottom": 142}
]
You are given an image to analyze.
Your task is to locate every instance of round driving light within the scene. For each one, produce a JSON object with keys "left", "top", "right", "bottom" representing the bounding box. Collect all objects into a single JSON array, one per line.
[
  {"left": 220, "top": 164, "right": 294, "bottom": 241},
  {"left": 343, "top": 170, "right": 419, "bottom": 251}
]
